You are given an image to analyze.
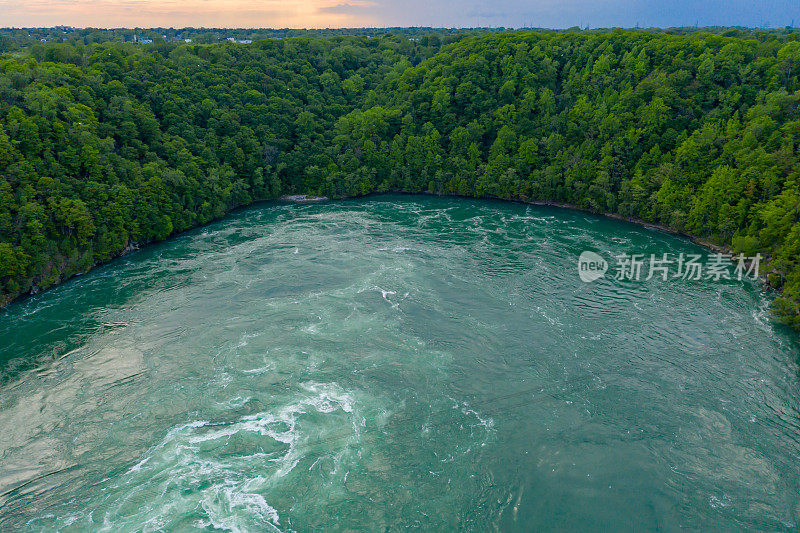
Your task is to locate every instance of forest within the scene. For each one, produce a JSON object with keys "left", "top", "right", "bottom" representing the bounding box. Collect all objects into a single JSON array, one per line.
[{"left": 1, "top": 30, "right": 800, "bottom": 328}]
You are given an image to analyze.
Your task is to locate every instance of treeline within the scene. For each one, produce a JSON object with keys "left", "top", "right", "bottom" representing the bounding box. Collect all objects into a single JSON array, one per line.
[
  {"left": 0, "top": 34, "right": 444, "bottom": 300},
  {"left": 3, "top": 26, "right": 798, "bottom": 54},
  {"left": 0, "top": 27, "right": 501, "bottom": 52},
  {"left": 324, "top": 31, "right": 800, "bottom": 326},
  {"left": 1, "top": 31, "right": 800, "bottom": 328}
]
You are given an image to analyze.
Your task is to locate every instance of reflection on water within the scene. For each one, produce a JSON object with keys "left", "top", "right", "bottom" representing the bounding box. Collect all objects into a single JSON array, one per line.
[{"left": 0, "top": 196, "right": 799, "bottom": 530}]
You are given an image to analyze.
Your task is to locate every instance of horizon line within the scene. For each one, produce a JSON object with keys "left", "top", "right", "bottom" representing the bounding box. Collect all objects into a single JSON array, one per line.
[{"left": 2, "top": 24, "right": 797, "bottom": 31}]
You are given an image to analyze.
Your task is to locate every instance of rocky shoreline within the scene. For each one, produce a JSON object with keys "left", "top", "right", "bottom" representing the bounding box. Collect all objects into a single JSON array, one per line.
[{"left": 278, "top": 195, "right": 329, "bottom": 203}]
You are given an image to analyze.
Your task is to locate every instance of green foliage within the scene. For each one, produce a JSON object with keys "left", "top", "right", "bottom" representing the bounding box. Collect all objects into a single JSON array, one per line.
[
  {"left": 2, "top": 30, "right": 800, "bottom": 328},
  {"left": 326, "top": 31, "right": 800, "bottom": 328},
  {"left": 0, "top": 35, "right": 430, "bottom": 300}
]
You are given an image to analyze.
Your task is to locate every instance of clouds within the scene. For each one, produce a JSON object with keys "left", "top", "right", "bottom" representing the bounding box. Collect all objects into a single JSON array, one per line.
[
  {"left": 317, "top": 1, "right": 376, "bottom": 16},
  {"left": 0, "top": 0, "right": 376, "bottom": 28},
  {"left": 0, "top": 0, "right": 797, "bottom": 28}
]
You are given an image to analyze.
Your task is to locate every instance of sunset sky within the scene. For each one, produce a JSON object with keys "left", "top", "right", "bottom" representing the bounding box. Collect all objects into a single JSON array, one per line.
[{"left": 0, "top": 0, "right": 798, "bottom": 29}]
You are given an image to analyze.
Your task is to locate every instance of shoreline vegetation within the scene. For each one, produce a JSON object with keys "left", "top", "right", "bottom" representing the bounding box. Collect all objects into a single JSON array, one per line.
[
  {"left": 0, "top": 191, "right": 769, "bottom": 307},
  {"left": 1, "top": 29, "right": 799, "bottom": 328}
]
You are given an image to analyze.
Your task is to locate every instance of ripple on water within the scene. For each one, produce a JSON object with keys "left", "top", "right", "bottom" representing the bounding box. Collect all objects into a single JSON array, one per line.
[
  {"left": 28, "top": 382, "right": 361, "bottom": 532},
  {"left": 1, "top": 196, "right": 799, "bottom": 531}
]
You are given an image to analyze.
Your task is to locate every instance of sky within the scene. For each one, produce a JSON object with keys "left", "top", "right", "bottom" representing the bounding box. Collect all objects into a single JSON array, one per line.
[{"left": 0, "top": 0, "right": 798, "bottom": 29}]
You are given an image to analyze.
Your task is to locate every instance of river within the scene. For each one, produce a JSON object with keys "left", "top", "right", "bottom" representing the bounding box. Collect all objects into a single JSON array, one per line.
[{"left": 1, "top": 196, "right": 798, "bottom": 530}]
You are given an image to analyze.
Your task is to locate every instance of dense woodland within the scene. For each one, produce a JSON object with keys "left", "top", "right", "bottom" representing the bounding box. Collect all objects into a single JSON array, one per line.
[
  {"left": 0, "top": 27, "right": 497, "bottom": 53},
  {"left": 1, "top": 30, "right": 800, "bottom": 328},
  {"left": 2, "top": 25, "right": 798, "bottom": 51}
]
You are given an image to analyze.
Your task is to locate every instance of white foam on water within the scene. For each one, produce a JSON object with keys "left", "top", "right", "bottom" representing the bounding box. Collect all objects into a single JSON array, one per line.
[
  {"left": 36, "top": 383, "right": 361, "bottom": 532},
  {"left": 236, "top": 331, "right": 262, "bottom": 348},
  {"left": 301, "top": 323, "right": 320, "bottom": 334},
  {"left": 448, "top": 397, "right": 496, "bottom": 433},
  {"left": 301, "top": 382, "right": 354, "bottom": 413},
  {"left": 379, "top": 288, "right": 396, "bottom": 301},
  {"left": 752, "top": 295, "right": 776, "bottom": 334},
  {"left": 199, "top": 487, "right": 283, "bottom": 533},
  {"left": 242, "top": 361, "right": 276, "bottom": 375},
  {"left": 377, "top": 246, "right": 420, "bottom": 253}
]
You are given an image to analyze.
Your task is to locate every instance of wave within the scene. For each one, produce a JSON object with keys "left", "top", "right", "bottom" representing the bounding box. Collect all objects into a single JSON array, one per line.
[{"left": 31, "top": 383, "right": 360, "bottom": 532}]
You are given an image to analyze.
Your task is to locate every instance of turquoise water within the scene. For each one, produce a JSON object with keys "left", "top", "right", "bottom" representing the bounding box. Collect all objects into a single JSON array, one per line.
[{"left": 1, "top": 196, "right": 799, "bottom": 531}]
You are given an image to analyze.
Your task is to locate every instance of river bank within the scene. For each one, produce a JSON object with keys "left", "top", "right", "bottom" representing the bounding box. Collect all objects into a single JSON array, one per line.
[
  {"left": 383, "top": 191, "right": 764, "bottom": 280},
  {"left": 279, "top": 195, "right": 330, "bottom": 203},
  {"left": 0, "top": 191, "right": 773, "bottom": 315}
]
